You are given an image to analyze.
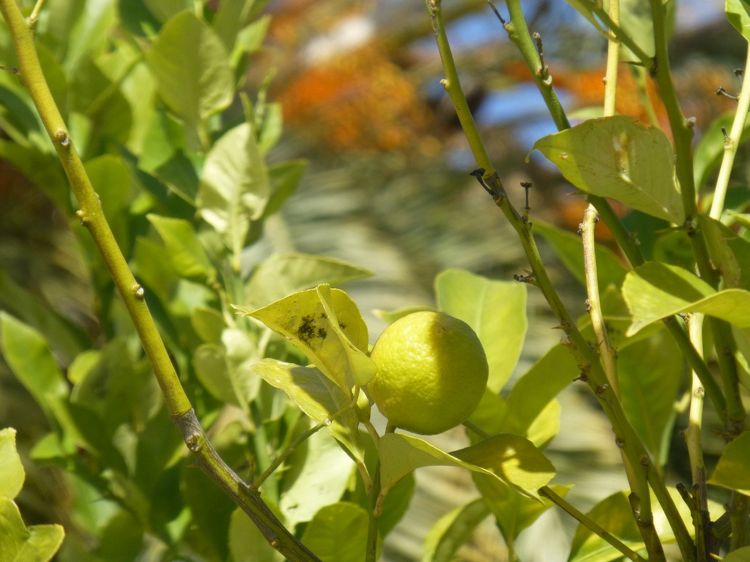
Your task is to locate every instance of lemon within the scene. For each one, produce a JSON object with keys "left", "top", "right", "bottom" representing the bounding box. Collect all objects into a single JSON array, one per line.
[{"left": 367, "top": 311, "right": 488, "bottom": 435}]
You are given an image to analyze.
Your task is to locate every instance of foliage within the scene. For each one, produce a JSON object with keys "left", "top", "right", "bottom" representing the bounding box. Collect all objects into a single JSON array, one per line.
[{"left": 0, "top": 0, "right": 748, "bottom": 561}]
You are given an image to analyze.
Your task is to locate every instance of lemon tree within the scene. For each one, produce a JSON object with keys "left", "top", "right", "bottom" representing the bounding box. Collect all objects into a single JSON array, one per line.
[{"left": 367, "top": 311, "right": 489, "bottom": 435}]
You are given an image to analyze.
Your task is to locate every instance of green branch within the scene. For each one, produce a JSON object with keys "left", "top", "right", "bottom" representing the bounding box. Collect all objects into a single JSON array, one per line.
[
  {"left": 426, "top": 2, "right": 691, "bottom": 558},
  {"left": 0, "top": 2, "right": 319, "bottom": 560}
]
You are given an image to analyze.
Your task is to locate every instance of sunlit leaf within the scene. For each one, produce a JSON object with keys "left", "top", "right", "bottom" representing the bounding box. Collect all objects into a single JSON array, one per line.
[
  {"left": 709, "top": 430, "right": 750, "bottom": 496},
  {"left": 198, "top": 123, "right": 270, "bottom": 261},
  {"left": 727, "top": 0, "right": 750, "bottom": 41},
  {"left": 378, "top": 433, "right": 554, "bottom": 500},
  {"left": 435, "top": 268, "right": 527, "bottom": 392},
  {"left": 245, "top": 253, "right": 372, "bottom": 308},
  {"left": 622, "top": 261, "right": 750, "bottom": 335},
  {"left": 0, "top": 428, "right": 24, "bottom": 500},
  {"left": 0, "top": 498, "right": 64, "bottom": 562},
  {"left": 146, "top": 11, "right": 232, "bottom": 125},
  {"left": 534, "top": 116, "right": 683, "bottom": 223},
  {"left": 301, "top": 502, "right": 373, "bottom": 562},
  {"left": 421, "top": 498, "right": 490, "bottom": 562},
  {"left": 238, "top": 286, "right": 371, "bottom": 389}
]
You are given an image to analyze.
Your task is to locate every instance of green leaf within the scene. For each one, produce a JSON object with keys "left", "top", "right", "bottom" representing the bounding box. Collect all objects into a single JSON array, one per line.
[
  {"left": 504, "top": 345, "right": 577, "bottom": 432},
  {"left": 280, "top": 430, "right": 354, "bottom": 527},
  {"left": 250, "top": 359, "right": 363, "bottom": 465},
  {"left": 700, "top": 215, "right": 750, "bottom": 289},
  {"left": 477, "top": 478, "right": 570, "bottom": 543},
  {"left": 86, "top": 155, "right": 134, "bottom": 250},
  {"left": 693, "top": 112, "right": 750, "bottom": 190},
  {"left": 421, "top": 498, "right": 490, "bottom": 562},
  {"left": 0, "top": 313, "right": 68, "bottom": 416},
  {"left": 618, "top": 330, "right": 682, "bottom": 464},
  {"left": 568, "top": 491, "right": 642, "bottom": 562},
  {"left": 144, "top": 0, "right": 191, "bottom": 22},
  {"left": 618, "top": 0, "right": 655, "bottom": 61},
  {"left": 0, "top": 270, "right": 83, "bottom": 364},
  {"left": 20, "top": 524, "right": 65, "bottom": 562},
  {"left": 249, "top": 359, "right": 351, "bottom": 424},
  {"left": 229, "top": 507, "right": 284, "bottom": 562},
  {"left": 212, "top": 0, "right": 257, "bottom": 50},
  {"left": 0, "top": 428, "right": 24, "bottom": 500},
  {"left": 378, "top": 433, "right": 554, "bottom": 500},
  {"left": 724, "top": 547, "right": 750, "bottom": 562},
  {"left": 146, "top": 11, "right": 233, "bottom": 125},
  {"left": 0, "top": 497, "right": 64, "bottom": 562},
  {"left": 246, "top": 253, "right": 372, "bottom": 308},
  {"left": 198, "top": 123, "right": 270, "bottom": 260},
  {"left": 301, "top": 502, "right": 372, "bottom": 562},
  {"left": 193, "top": 336, "right": 260, "bottom": 411},
  {"left": 372, "top": 305, "right": 432, "bottom": 324},
  {"left": 238, "top": 286, "right": 372, "bottom": 389},
  {"left": 727, "top": 0, "right": 750, "bottom": 40},
  {"left": 533, "top": 116, "right": 684, "bottom": 223},
  {"left": 191, "top": 306, "right": 225, "bottom": 343},
  {"left": 533, "top": 220, "right": 627, "bottom": 290},
  {"left": 230, "top": 16, "right": 271, "bottom": 68},
  {"left": 709, "top": 430, "right": 750, "bottom": 496},
  {"left": 622, "top": 261, "right": 750, "bottom": 335},
  {"left": 263, "top": 160, "right": 306, "bottom": 217},
  {"left": 435, "top": 268, "right": 527, "bottom": 392},
  {"left": 147, "top": 214, "right": 215, "bottom": 281}
]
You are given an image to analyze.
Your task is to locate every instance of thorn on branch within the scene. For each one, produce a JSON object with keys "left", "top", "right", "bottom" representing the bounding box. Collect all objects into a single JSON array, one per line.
[
  {"left": 513, "top": 271, "right": 535, "bottom": 284},
  {"left": 735, "top": 68, "right": 744, "bottom": 78},
  {"left": 532, "top": 31, "right": 549, "bottom": 81},
  {"left": 486, "top": 0, "right": 506, "bottom": 25},
  {"left": 54, "top": 129, "right": 70, "bottom": 147},
  {"left": 716, "top": 86, "right": 739, "bottom": 101},
  {"left": 470, "top": 168, "right": 499, "bottom": 198},
  {"left": 721, "top": 127, "right": 731, "bottom": 146}
]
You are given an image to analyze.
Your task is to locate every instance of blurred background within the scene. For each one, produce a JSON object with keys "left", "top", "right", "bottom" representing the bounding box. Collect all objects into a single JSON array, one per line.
[{"left": 1, "top": 0, "right": 747, "bottom": 560}]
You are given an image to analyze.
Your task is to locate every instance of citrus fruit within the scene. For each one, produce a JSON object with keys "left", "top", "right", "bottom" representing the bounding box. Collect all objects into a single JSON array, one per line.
[{"left": 367, "top": 311, "right": 488, "bottom": 435}]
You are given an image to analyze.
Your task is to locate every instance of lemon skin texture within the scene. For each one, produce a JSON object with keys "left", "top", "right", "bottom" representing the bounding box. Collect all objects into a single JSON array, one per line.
[{"left": 368, "top": 311, "right": 488, "bottom": 435}]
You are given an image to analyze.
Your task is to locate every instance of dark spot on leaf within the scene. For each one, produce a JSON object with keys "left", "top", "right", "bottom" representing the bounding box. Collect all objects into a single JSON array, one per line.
[
  {"left": 297, "top": 315, "right": 317, "bottom": 343},
  {"left": 339, "top": 321, "right": 346, "bottom": 330},
  {"left": 317, "top": 327, "right": 327, "bottom": 339}
]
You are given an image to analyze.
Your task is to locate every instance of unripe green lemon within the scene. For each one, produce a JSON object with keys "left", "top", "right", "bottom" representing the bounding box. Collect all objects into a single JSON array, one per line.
[{"left": 368, "top": 311, "right": 488, "bottom": 435}]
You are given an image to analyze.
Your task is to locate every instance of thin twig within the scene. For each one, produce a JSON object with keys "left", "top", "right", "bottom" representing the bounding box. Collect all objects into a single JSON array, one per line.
[{"left": 539, "top": 486, "right": 646, "bottom": 562}]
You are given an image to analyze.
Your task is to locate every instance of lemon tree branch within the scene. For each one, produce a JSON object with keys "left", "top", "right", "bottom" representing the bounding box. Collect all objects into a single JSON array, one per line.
[{"left": 0, "top": 1, "right": 318, "bottom": 559}]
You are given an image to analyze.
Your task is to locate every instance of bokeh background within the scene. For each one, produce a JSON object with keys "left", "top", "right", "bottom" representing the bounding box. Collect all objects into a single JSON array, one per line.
[{"left": 1, "top": 1, "right": 746, "bottom": 560}]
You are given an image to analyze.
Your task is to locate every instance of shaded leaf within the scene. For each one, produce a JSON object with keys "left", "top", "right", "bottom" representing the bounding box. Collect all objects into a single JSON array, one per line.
[
  {"left": 476, "top": 477, "right": 570, "bottom": 543},
  {"left": 301, "top": 502, "right": 373, "bottom": 562},
  {"left": 435, "top": 268, "right": 527, "bottom": 392},
  {"left": 709, "top": 430, "right": 750, "bottom": 496},
  {"left": 618, "top": 331, "right": 682, "bottom": 464},
  {"left": 622, "top": 261, "right": 750, "bottom": 335},
  {"left": 246, "top": 253, "right": 371, "bottom": 308},
  {"left": 533, "top": 220, "right": 627, "bottom": 290},
  {"left": 724, "top": 547, "right": 750, "bottom": 562},
  {"left": 700, "top": 215, "right": 750, "bottom": 290},
  {"left": 534, "top": 116, "right": 683, "bottom": 223},
  {"left": 146, "top": 11, "right": 232, "bottom": 125},
  {"left": 238, "top": 286, "right": 371, "bottom": 389},
  {"left": 147, "top": 214, "right": 215, "bottom": 281},
  {"left": 0, "top": 428, "right": 24, "bottom": 500},
  {"left": 280, "top": 430, "right": 353, "bottom": 527},
  {"left": 263, "top": 160, "right": 306, "bottom": 217},
  {"left": 421, "top": 498, "right": 490, "bottom": 562},
  {"left": 229, "top": 507, "right": 284, "bottom": 562}
]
